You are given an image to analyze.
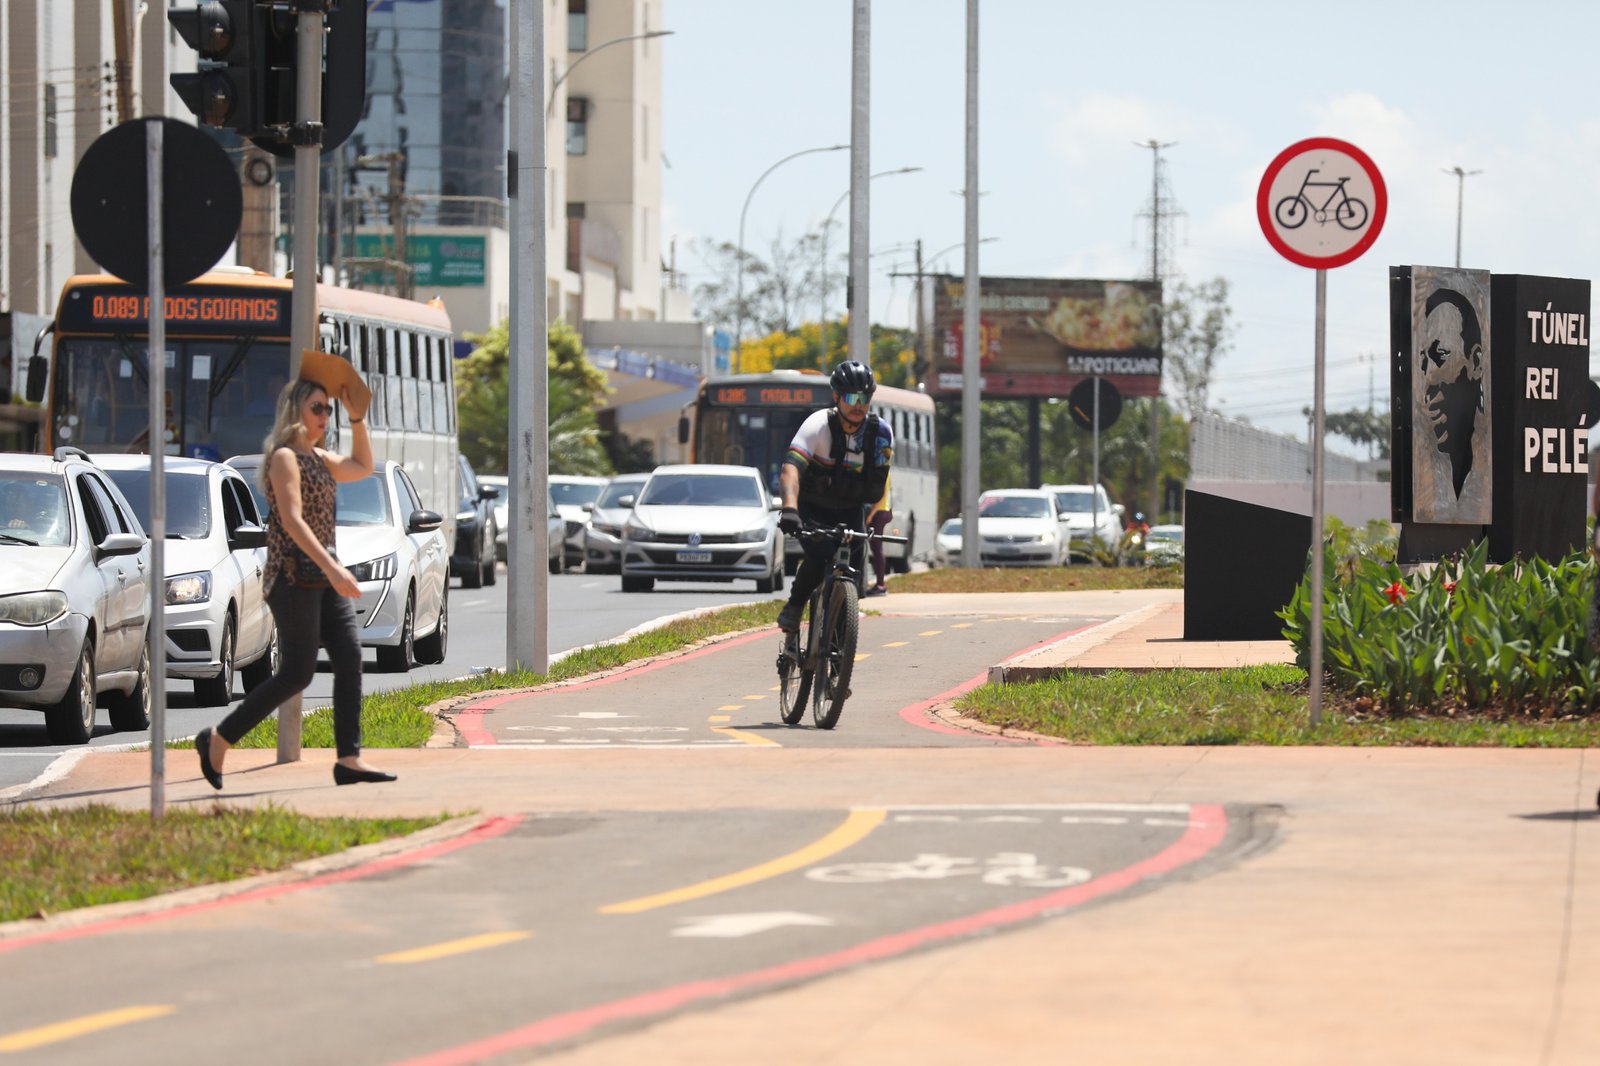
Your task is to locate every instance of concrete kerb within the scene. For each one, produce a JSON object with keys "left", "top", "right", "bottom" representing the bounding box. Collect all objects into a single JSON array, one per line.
[{"left": 986, "top": 601, "right": 1171, "bottom": 685}]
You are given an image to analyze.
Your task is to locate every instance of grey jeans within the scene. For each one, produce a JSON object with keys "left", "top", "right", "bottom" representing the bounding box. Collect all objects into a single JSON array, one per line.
[{"left": 216, "top": 580, "right": 364, "bottom": 757}]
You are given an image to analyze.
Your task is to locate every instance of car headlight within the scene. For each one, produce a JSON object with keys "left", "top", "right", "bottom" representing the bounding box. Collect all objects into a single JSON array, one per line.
[
  {"left": 0, "top": 590, "right": 68, "bottom": 626},
  {"left": 349, "top": 552, "right": 399, "bottom": 582},
  {"left": 590, "top": 522, "right": 621, "bottom": 537},
  {"left": 623, "top": 523, "right": 653, "bottom": 541},
  {"left": 739, "top": 527, "right": 771, "bottom": 542},
  {"left": 165, "top": 571, "right": 212, "bottom": 605}
]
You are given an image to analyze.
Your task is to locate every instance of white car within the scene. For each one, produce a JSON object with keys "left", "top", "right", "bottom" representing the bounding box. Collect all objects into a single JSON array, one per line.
[
  {"left": 1144, "top": 523, "right": 1184, "bottom": 566},
  {"left": 1040, "top": 483, "right": 1124, "bottom": 562},
  {"left": 549, "top": 474, "right": 608, "bottom": 569},
  {"left": 973, "top": 489, "right": 1065, "bottom": 567},
  {"left": 619, "top": 464, "right": 784, "bottom": 593},
  {"left": 582, "top": 472, "right": 650, "bottom": 574},
  {"left": 229, "top": 456, "right": 449, "bottom": 672},
  {"left": 97, "top": 454, "right": 277, "bottom": 706},
  {"left": 0, "top": 449, "right": 152, "bottom": 744},
  {"left": 479, "top": 474, "right": 565, "bottom": 573},
  {"left": 934, "top": 517, "right": 963, "bottom": 567}
]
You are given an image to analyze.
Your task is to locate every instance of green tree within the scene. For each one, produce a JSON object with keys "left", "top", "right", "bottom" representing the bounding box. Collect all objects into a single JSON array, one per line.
[
  {"left": 1163, "top": 277, "right": 1235, "bottom": 420},
  {"left": 455, "top": 319, "right": 613, "bottom": 476},
  {"left": 1322, "top": 407, "right": 1391, "bottom": 460}
]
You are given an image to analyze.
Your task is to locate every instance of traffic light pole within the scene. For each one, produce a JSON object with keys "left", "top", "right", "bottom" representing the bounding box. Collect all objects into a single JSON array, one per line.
[{"left": 280, "top": 1, "right": 326, "bottom": 763}]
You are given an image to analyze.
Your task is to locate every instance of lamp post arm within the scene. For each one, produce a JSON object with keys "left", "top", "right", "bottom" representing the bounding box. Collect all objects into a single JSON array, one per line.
[{"left": 546, "top": 30, "right": 674, "bottom": 121}]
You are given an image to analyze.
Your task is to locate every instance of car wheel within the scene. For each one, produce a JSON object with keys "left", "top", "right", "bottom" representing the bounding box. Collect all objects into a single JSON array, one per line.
[
  {"left": 755, "top": 544, "right": 781, "bottom": 594},
  {"left": 242, "top": 624, "right": 279, "bottom": 691},
  {"left": 194, "top": 616, "right": 235, "bottom": 706},
  {"left": 107, "top": 642, "right": 152, "bottom": 732},
  {"left": 46, "top": 640, "right": 96, "bottom": 745},
  {"left": 415, "top": 586, "right": 448, "bottom": 664},
  {"left": 481, "top": 526, "right": 497, "bottom": 586},
  {"left": 376, "top": 590, "right": 415, "bottom": 672},
  {"left": 461, "top": 537, "right": 484, "bottom": 589},
  {"left": 890, "top": 518, "right": 914, "bottom": 574}
]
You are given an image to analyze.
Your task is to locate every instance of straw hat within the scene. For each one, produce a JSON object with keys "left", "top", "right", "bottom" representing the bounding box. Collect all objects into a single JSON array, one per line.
[{"left": 298, "top": 349, "right": 371, "bottom": 418}]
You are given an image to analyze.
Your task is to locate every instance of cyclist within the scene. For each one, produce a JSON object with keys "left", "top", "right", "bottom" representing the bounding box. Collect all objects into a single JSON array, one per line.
[{"left": 775, "top": 360, "right": 894, "bottom": 633}]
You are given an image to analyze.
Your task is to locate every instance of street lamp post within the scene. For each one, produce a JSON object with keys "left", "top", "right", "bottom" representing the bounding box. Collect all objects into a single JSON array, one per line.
[
  {"left": 1443, "top": 165, "right": 1483, "bottom": 268},
  {"left": 546, "top": 30, "right": 673, "bottom": 122},
  {"left": 735, "top": 144, "right": 849, "bottom": 374},
  {"left": 818, "top": 166, "right": 921, "bottom": 370}
]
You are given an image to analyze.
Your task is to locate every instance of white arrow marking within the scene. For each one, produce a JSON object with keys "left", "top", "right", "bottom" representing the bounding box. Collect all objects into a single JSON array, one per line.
[{"left": 671, "top": 912, "right": 835, "bottom": 939}]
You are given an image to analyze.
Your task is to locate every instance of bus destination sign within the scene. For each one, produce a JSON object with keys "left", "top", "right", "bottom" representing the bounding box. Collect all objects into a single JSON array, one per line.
[
  {"left": 59, "top": 286, "right": 288, "bottom": 334},
  {"left": 708, "top": 383, "right": 830, "bottom": 408}
]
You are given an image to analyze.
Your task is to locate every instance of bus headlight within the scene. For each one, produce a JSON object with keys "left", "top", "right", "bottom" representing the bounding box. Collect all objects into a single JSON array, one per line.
[
  {"left": 165, "top": 572, "right": 212, "bottom": 604},
  {"left": 0, "top": 590, "right": 68, "bottom": 626}
]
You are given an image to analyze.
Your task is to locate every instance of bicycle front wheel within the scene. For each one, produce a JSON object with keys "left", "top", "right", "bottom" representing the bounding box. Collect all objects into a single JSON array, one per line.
[
  {"left": 1336, "top": 196, "right": 1369, "bottom": 230},
  {"left": 812, "top": 580, "right": 859, "bottom": 729},
  {"left": 777, "top": 626, "right": 809, "bottom": 726}
]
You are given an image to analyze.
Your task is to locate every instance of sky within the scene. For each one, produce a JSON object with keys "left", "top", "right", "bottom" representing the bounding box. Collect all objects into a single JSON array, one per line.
[{"left": 657, "top": 0, "right": 1600, "bottom": 443}]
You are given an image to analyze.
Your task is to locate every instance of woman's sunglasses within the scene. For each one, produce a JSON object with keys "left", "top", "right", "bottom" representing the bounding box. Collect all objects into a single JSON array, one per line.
[
  {"left": 838, "top": 391, "right": 871, "bottom": 406},
  {"left": 307, "top": 402, "right": 334, "bottom": 417}
]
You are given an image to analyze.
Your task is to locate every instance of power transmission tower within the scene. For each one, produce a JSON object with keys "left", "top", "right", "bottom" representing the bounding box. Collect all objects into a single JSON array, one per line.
[{"left": 1135, "top": 139, "right": 1183, "bottom": 521}]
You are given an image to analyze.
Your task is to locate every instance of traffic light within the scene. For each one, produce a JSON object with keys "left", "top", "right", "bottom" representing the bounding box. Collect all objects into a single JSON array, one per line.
[{"left": 168, "top": 1, "right": 263, "bottom": 134}]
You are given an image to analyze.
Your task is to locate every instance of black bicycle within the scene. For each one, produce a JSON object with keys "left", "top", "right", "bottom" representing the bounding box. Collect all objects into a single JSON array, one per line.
[
  {"left": 777, "top": 525, "right": 907, "bottom": 729},
  {"left": 1274, "top": 168, "right": 1369, "bottom": 231}
]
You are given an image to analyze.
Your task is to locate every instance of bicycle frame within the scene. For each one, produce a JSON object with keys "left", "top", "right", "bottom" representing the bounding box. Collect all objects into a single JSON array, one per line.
[{"left": 1293, "top": 169, "right": 1350, "bottom": 212}]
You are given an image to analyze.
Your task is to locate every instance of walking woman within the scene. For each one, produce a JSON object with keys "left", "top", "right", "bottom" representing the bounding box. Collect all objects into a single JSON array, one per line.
[{"left": 196, "top": 359, "right": 395, "bottom": 787}]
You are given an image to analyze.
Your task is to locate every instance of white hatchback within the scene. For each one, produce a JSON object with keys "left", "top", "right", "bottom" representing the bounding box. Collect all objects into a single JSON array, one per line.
[
  {"left": 618, "top": 464, "right": 784, "bottom": 593},
  {"left": 1040, "top": 483, "right": 1124, "bottom": 562},
  {"left": 974, "top": 489, "right": 1065, "bottom": 567}
]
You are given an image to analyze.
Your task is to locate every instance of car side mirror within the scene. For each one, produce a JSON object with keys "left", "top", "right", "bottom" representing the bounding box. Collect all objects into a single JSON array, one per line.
[
  {"left": 229, "top": 522, "right": 267, "bottom": 551},
  {"left": 769, "top": 498, "right": 783, "bottom": 511},
  {"left": 408, "top": 509, "right": 444, "bottom": 534},
  {"left": 617, "top": 494, "right": 636, "bottom": 509},
  {"left": 1058, "top": 513, "right": 1069, "bottom": 521},
  {"left": 95, "top": 531, "right": 145, "bottom": 561},
  {"left": 479, "top": 485, "right": 500, "bottom": 500},
  {"left": 677, "top": 415, "right": 690, "bottom": 445},
  {"left": 1113, "top": 503, "right": 1125, "bottom": 516},
  {"left": 582, "top": 501, "right": 595, "bottom": 512}
]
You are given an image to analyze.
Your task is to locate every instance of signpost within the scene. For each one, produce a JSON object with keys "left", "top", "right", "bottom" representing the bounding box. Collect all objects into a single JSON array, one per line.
[{"left": 1257, "top": 137, "right": 1387, "bottom": 725}]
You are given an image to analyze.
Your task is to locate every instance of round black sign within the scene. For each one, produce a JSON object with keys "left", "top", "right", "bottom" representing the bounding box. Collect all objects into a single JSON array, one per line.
[
  {"left": 70, "top": 118, "right": 241, "bottom": 289},
  {"left": 1068, "top": 377, "right": 1123, "bottom": 432}
]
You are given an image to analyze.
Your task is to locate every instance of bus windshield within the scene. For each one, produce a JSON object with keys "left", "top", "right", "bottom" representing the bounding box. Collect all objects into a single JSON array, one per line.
[
  {"left": 696, "top": 406, "right": 815, "bottom": 495},
  {"left": 53, "top": 336, "right": 290, "bottom": 461}
]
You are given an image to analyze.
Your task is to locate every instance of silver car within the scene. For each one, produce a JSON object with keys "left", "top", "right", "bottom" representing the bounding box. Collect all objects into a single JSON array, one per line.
[
  {"left": 97, "top": 455, "right": 277, "bottom": 706},
  {"left": 479, "top": 474, "right": 565, "bottom": 573},
  {"left": 0, "top": 449, "right": 151, "bottom": 743},
  {"left": 618, "top": 464, "right": 784, "bottom": 593},
  {"left": 582, "top": 472, "right": 650, "bottom": 574},
  {"left": 228, "top": 456, "right": 450, "bottom": 672},
  {"left": 549, "top": 474, "right": 608, "bottom": 568}
]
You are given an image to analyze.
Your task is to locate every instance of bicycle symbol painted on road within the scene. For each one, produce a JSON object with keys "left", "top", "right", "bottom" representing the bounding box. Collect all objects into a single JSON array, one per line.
[
  {"left": 1274, "top": 168, "right": 1370, "bottom": 231},
  {"left": 806, "top": 852, "right": 1092, "bottom": 888}
]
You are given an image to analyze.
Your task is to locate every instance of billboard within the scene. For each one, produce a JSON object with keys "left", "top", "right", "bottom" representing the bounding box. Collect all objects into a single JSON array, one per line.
[
  {"left": 347, "top": 234, "right": 487, "bottom": 287},
  {"left": 925, "top": 275, "right": 1162, "bottom": 398}
]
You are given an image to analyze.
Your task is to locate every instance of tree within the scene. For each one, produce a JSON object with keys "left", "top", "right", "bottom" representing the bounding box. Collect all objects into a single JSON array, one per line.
[
  {"left": 690, "top": 229, "right": 833, "bottom": 341},
  {"left": 1163, "top": 277, "right": 1235, "bottom": 421},
  {"left": 455, "top": 319, "right": 613, "bottom": 476},
  {"left": 1321, "top": 407, "right": 1391, "bottom": 460}
]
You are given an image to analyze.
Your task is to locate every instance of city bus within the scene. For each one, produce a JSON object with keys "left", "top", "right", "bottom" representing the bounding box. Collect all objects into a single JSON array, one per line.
[
  {"left": 26, "top": 268, "right": 458, "bottom": 518},
  {"left": 677, "top": 369, "right": 938, "bottom": 571}
]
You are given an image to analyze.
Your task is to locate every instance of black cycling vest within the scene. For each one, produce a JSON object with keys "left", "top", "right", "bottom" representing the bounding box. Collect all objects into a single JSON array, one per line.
[{"left": 800, "top": 410, "right": 886, "bottom": 510}]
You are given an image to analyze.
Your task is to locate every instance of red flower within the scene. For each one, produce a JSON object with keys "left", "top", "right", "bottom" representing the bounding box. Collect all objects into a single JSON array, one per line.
[
  {"left": 1383, "top": 580, "right": 1408, "bottom": 605},
  {"left": 1442, "top": 581, "right": 1457, "bottom": 595}
]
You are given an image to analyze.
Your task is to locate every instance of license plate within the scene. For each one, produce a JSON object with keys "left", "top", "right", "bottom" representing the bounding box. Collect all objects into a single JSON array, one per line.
[
  {"left": 995, "top": 545, "right": 1020, "bottom": 554},
  {"left": 675, "top": 550, "right": 712, "bottom": 563}
]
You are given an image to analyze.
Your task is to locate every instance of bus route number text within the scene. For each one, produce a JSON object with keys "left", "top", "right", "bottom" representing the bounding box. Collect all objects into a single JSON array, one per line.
[{"left": 88, "top": 294, "right": 283, "bottom": 326}]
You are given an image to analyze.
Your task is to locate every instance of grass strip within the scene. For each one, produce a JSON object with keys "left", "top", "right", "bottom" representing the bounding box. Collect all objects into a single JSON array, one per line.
[
  {"left": 889, "top": 565, "right": 1182, "bottom": 594},
  {"left": 957, "top": 665, "right": 1600, "bottom": 747},
  {"left": 0, "top": 804, "right": 444, "bottom": 923}
]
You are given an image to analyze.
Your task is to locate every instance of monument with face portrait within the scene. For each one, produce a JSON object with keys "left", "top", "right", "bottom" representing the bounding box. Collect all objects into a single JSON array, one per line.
[{"left": 1391, "top": 266, "right": 1590, "bottom": 563}]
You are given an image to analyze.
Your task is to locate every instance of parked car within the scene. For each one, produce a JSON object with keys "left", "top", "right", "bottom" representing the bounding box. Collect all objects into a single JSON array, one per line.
[
  {"left": 618, "top": 464, "right": 784, "bottom": 593},
  {"left": 478, "top": 474, "right": 565, "bottom": 573},
  {"left": 96, "top": 454, "right": 276, "bottom": 706},
  {"left": 549, "top": 474, "right": 608, "bottom": 569},
  {"left": 582, "top": 472, "right": 650, "bottom": 574},
  {"left": 934, "top": 517, "right": 963, "bottom": 567},
  {"left": 1040, "top": 483, "right": 1124, "bottom": 562},
  {"left": 973, "top": 489, "right": 1065, "bottom": 567},
  {"left": 1143, "top": 523, "right": 1184, "bottom": 566},
  {"left": 228, "top": 456, "right": 449, "bottom": 671},
  {"left": 0, "top": 449, "right": 151, "bottom": 743},
  {"left": 451, "top": 454, "right": 499, "bottom": 588}
]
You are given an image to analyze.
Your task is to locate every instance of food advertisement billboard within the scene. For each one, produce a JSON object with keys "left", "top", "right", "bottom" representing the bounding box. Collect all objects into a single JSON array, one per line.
[{"left": 926, "top": 275, "right": 1163, "bottom": 398}]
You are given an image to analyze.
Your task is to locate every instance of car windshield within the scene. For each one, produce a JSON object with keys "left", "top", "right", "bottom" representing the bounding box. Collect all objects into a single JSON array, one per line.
[
  {"left": 1149, "top": 528, "right": 1182, "bottom": 543},
  {"left": 939, "top": 519, "right": 962, "bottom": 536},
  {"left": 597, "top": 480, "right": 646, "bottom": 508},
  {"left": 1052, "top": 490, "right": 1099, "bottom": 513},
  {"left": 980, "top": 495, "right": 1050, "bottom": 519},
  {"left": 551, "top": 481, "right": 604, "bottom": 507},
  {"left": 102, "top": 469, "right": 211, "bottom": 538},
  {"left": 640, "top": 473, "right": 761, "bottom": 507},
  {"left": 0, "top": 473, "right": 70, "bottom": 546},
  {"left": 335, "top": 475, "right": 392, "bottom": 526}
]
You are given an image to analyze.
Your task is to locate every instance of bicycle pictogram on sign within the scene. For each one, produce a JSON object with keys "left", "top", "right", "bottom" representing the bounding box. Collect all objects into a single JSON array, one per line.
[{"left": 1273, "top": 169, "right": 1370, "bottom": 231}]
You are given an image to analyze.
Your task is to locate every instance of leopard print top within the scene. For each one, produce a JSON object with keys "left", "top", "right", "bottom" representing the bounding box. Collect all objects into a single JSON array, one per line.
[{"left": 264, "top": 447, "right": 337, "bottom": 594}]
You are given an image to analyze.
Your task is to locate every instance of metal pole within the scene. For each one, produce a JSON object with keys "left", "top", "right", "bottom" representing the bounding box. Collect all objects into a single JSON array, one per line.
[
  {"left": 1310, "top": 268, "right": 1327, "bottom": 726},
  {"left": 959, "top": 0, "right": 980, "bottom": 568},
  {"left": 1092, "top": 375, "right": 1101, "bottom": 564},
  {"left": 508, "top": 0, "right": 549, "bottom": 674},
  {"left": 280, "top": 3, "right": 325, "bottom": 762},
  {"left": 1454, "top": 171, "right": 1463, "bottom": 268},
  {"left": 847, "top": 0, "right": 870, "bottom": 367},
  {"left": 146, "top": 119, "right": 167, "bottom": 818}
]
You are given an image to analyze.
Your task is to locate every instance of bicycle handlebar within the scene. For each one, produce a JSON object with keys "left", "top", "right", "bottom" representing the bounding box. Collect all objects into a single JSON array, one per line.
[{"left": 791, "top": 524, "right": 908, "bottom": 546}]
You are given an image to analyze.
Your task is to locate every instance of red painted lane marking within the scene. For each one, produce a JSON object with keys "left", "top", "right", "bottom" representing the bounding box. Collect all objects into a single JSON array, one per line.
[
  {"left": 897, "top": 623, "right": 1094, "bottom": 740},
  {"left": 457, "top": 630, "right": 776, "bottom": 746},
  {"left": 398, "top": 805, "right": 1230, "bottom": 1066},
  {"left": 0, "top": 815, "right": 525, "bottom": 955}
]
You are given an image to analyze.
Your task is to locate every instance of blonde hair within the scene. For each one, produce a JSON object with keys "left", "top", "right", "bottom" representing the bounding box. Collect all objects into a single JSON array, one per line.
[{"left": 259, "top": 379, "right": 326, "bottom": 490}]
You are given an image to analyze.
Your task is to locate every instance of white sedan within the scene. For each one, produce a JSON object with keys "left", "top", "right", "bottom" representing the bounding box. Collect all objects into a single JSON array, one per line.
[
  {"left": 619, "top": 464, "right": 784, "bottom": 593},
  {"left": 972, "top": 489, "right": 1065, "bottom": 567}
]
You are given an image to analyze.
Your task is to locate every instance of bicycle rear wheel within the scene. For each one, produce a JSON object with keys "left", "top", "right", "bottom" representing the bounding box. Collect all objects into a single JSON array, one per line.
[
  {"left": 777, "top": 626, "right": 809, "bottom": 725},
  {"left": 812, "top": 580, "right": 859, "bottom": 729}
]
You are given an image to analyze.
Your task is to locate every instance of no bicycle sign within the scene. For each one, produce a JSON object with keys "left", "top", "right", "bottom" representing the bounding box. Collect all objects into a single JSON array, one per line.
[{"left": 1257, "top": 137, "right": 1386, "bottom": 269}]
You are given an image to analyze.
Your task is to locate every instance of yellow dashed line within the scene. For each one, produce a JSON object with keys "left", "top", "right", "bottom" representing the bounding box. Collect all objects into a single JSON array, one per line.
[
  {"left": 918, "top": 630, "right": 943, "bottom": 637},
  {"left": 599, "top": 808, "right": 887, "bottom": 914},
  {"left": 881, "top": 641, "right": 909, "bottom": 648},
  {"left": 375, "top": 931, "right": 532, "bottom": 965},
  {"left": 708, "top": 714, "right": 731, "bottom": 722},
  {"left": 717, "top": 704, "right": 743, "bottom": 711},
  {"left": 854, "top": 652, "right": 870, "bottom": 661},
  {"left": 742, "top": 694, "right": 766, "bottom": 701},
  {"left": 0, "top": 1006, "right": 175, "bottom": 1052},
  {"left": 951, "top": 623, "right": 974, "bottom": 629},
  {"left": 711, "top": 726, "right": 779, "bottom": 747}
]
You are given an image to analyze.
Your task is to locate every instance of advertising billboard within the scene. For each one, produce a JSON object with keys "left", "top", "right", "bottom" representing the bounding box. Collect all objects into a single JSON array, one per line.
[{"left": 926, "top": 275, "right": 1162, "bottom": 398}]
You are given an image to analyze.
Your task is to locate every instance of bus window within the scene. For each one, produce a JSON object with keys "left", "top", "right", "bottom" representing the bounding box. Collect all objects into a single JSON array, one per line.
[
  {"left": 416, "top": 333, "right": 435, "bottom": 433},
  {"left": 381, "top": 328, "right": 404, "bottom": 429}
]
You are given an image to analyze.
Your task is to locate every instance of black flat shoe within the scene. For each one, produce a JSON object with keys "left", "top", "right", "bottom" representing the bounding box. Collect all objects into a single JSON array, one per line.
[
  {"left": 195, "top": 728, "right": 222, "bottom": 790},
  {"left": 333, "top": 763, "right": 397, "bottom": 786}
]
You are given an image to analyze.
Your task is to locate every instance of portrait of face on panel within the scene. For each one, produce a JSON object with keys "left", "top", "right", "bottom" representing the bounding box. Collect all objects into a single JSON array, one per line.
[{"left": 1411, "top": 267, "right": 1491, "bottom": 524}]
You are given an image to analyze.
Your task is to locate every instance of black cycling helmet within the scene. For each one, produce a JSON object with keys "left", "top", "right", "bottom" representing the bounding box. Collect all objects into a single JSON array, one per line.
[{"left": 830, "top": 360, "right": 876, "bottom": 398}]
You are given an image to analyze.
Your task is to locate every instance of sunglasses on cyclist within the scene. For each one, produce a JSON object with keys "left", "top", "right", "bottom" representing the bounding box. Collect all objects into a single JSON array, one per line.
[
  {"left": 306, "top": 402, "right": 334, "bottom": 417},
  {"left": 837, "top": 391, "right": 871, "bottom": 407}
]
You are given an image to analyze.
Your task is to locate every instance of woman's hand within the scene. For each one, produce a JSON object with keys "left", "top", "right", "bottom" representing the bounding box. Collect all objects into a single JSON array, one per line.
[
  {"left": 327, "top": 563, "right": 362, "bottom": 599},
  {"left": 340, "top": 384, "right": 370, "bottom": 424}
]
